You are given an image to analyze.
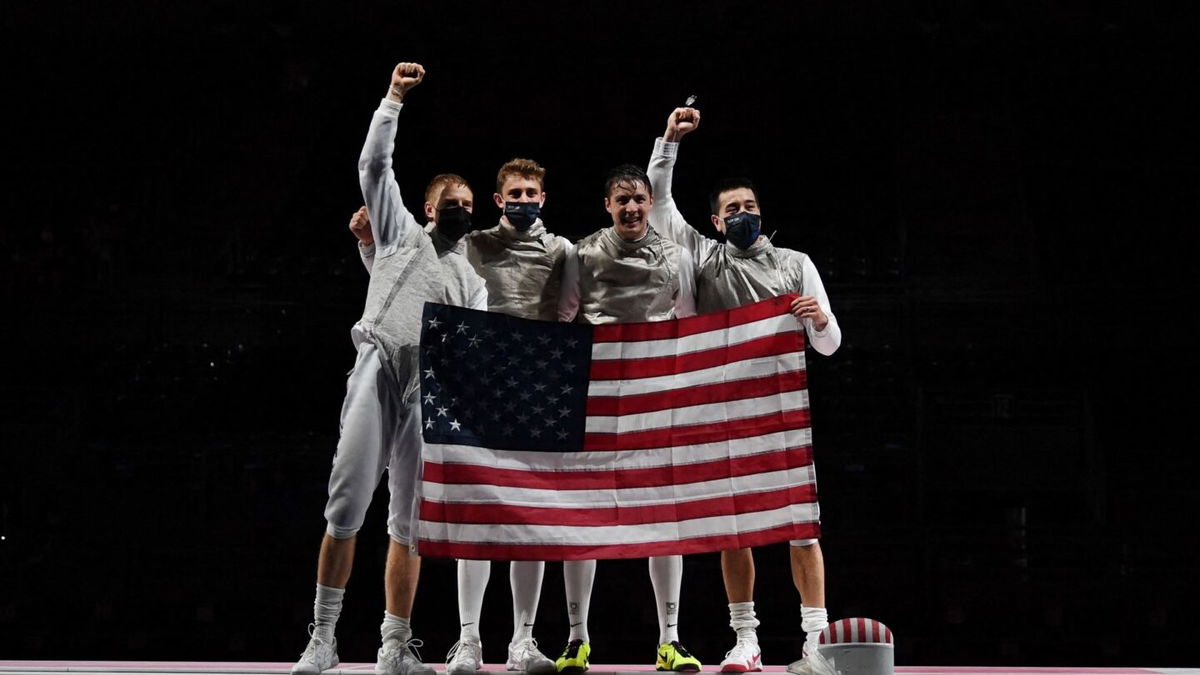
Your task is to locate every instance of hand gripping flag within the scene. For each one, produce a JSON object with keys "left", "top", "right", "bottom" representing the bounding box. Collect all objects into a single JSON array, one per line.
[{"left": 416, "top": 294, "right": 819, "bottom": 560}]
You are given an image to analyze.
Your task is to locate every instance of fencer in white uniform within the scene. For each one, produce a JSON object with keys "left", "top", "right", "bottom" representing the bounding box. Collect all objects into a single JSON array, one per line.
[
  {"left": 646, "top": 107, "right": 841, "bottom": 675},
  {"left": 559, "top": 163, "right": 702, "bottom": 674},
  {"left": 291, "top": 62, "right": 485, "bottom": 675},
  {"left": 359, "top": 159, "right": 577, "bottom": 675}
]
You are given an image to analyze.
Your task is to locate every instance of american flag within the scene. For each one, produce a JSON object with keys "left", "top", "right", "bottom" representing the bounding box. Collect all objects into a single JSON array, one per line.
[{"left": 417, "top": 294, "right": 819, "bottom": 561}]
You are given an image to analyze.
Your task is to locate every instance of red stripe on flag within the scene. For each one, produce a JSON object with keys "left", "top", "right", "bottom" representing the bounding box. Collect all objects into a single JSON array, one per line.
[
  {"left": 423, "top": 446, "right": 813, "bottom": 490},
  {"left": 421, "top": 484, "right": 817, "bottom": 527},
  {"left": 416, "top": 521, "right": 820, "bottom": 561},
  {"left": 591, "top": 294, "right": 799, "bottom": 343},
  {"left": 584, "top": 408, "right": 812, "bottom": 451},
  {"left": 587, "top": 369, "right": 808, "bottom": 416},
  {"left": 589, "top": 333, "right": 800, "bottom": 380}
]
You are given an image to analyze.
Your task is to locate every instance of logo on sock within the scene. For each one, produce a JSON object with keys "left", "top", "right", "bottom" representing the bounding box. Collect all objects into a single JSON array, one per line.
[{"left": 666, "top": 601, "right": 678, "bottom": 615}]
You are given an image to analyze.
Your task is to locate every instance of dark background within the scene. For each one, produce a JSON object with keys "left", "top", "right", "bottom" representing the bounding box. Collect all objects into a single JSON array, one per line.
[{"left": 3, "top": 0, "right": 1198, "bottom": 668}]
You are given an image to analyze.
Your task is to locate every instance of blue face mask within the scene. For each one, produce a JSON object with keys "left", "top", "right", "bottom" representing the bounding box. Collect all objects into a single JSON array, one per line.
[
  {"left": 724, "top": 212, "right": 762, "bottom": 249},
  {"left": 504, "top": 202, "right": 541, "bottom": 231}
]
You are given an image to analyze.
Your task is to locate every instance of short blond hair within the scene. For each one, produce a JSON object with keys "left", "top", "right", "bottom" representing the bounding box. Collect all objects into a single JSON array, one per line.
[
  {"left": 495, "top": 158, "right": 546, "bottom": 193},
  {"left": 425, "top": 173, "right": 471, "bottom": 206}
]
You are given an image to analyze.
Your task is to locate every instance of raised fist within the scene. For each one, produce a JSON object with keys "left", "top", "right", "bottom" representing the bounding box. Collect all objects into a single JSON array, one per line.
[
  {"left": 349, "top": 206, "right": 373, "bottom": 245},
  {"left": 388, "top": 62, "right": 426, "bottom": 101},
  {"left": 664, "top": 107, "right": 701, "bottom": 142}
]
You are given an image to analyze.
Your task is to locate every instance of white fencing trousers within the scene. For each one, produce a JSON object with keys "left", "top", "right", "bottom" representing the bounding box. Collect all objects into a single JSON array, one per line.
[{"left": 323, "top": 341, "right": 423, "bottom": 544}]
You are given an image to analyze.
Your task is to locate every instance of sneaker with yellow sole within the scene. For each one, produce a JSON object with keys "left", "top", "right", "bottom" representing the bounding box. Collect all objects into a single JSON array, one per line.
[
  {"left": 555, "top": 639, "right": 590, "bottom": 674},
  {"left": 656, "top": 641, "right": 702, "bottom": 672}
]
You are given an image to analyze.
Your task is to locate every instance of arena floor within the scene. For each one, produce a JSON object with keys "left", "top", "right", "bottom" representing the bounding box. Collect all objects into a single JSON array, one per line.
[{"left": 1, "top": 663, "right": 1196, "bottom": 675}]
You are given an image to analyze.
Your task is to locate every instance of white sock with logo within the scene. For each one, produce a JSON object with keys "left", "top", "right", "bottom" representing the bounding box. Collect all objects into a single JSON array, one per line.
[
  {"left": 649, "top": 555, "right": 682, "bottom": 644},
  {"left": 563, "top": 560, "right": 595, "bottom": 642},
  {"left": 458, "top": 559, "right": 491, "bottom": 641},
  {"left": 510, "top": 560, "right": 545, "bottom": 643}
]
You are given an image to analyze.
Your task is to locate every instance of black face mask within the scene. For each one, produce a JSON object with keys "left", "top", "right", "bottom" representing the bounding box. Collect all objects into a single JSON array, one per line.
[
  {"left": 504, "top": 202, "right": 541, "bottom": 231},
  {"left": 436, "top": 206, "right": 472, "bottom": 241},
  {"left": 724, "top": 211, "right": 762, "bottom": 249}
]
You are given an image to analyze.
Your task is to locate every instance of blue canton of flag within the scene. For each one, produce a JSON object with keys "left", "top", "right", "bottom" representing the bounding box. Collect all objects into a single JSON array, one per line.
[{"left": 419, "top": 303, "right": 592, "bottom": 452}]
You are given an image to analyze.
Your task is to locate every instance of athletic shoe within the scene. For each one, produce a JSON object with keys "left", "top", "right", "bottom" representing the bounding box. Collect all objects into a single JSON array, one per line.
[
  {"left": 656, "top": 641, "right": 702, "bottom": 672},
  {"left": 447, "top": 638, "right": 484, "bottom": 675},
  {"left": 377, "top": 637, "right": 435, "bottom": 675},
  {"left": 787, "top": 644, "right": 810, "bottom": 675},
  {"left": 507, "top": 638, "right": 556, "bottom": 675},
  {"left": 787, "top": 644, "right": 833, "bottom": 675},
  {"left": 555, "top": 639, "right": 591, "bottom": 674},
  {"left": 719, "top": 640, "right": 762, "bottom": 673},
  {"left": 292, "top": 624, "right": 339, "bottom": 675}
]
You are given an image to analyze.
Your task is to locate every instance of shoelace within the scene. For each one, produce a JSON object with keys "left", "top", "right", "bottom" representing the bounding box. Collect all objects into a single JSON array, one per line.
[
  {"left": 673, "top": 643, "right": 694, "bottom": 658},
  {"left": 301, "top": 624, "right": 332, "bottom": 658},
  {"left": 446, "top": 639, "right": 481, "bottom": 664},
  {"left": 402, "top": 638, "right": 426, "bottom": 664},
  {"left": 724, "top": 642, "right": 758, "bottom": 660},
  {"left": 512, "top": 637, "right": 540, "bottom": 655}
]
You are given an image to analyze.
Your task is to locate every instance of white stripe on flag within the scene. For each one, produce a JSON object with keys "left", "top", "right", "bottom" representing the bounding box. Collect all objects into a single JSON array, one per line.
[
  {"left": 423, "top": 465, "right": 816, "bottom": 508},
  {"left": 590, "top": 314, "right": 798, "bottom": 361},
  {"left": 427, "top": 429, "right": 813, "bottom": 472},
  {"left": 587, "top": 352, "right": 806, "bottom": 398},
  {"left": 585, "top": 389, "right": 809, "bottom": 434},
  {"left": 420, "top": 502, "right": 820, "bottom": 547}
]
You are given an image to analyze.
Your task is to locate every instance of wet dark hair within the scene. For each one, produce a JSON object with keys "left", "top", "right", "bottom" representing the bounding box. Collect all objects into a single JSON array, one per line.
[
  {"left": 604, "top": 164, "right": 653, "bottom": 198},
  {"left": 708, "top": 177, "right": 760, "bottom": 215}
]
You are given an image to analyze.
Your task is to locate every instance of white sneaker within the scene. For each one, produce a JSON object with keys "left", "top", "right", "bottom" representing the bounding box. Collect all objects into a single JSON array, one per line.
[
  {"left": 720, "top": 639, "right": 762, "bottom": 673},
  {"left": 506, "top": 638, "right": 556, "bottom": 675},
  {"left": 293, "top": 625, "right": 339, "bottom": 675},
  {"left": 446, "top": 638, "right": 484, "bottom": 675},
  {"left": 787, "top": 645, "right": 834, "bottom": 675},
  {"left": 378, "top": 638, "right": 435, "bottom": 675}
]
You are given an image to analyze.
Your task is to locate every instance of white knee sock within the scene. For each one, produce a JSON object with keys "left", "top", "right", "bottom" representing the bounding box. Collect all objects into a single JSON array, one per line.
[
  {"left": 458, "top": 559, "right": 491, "bottom": 641},
  {"left": 801, "top": 606, "right": 828, "bottom": 654},
  {"left": 729, "top": 601, "right": 760, "bottom": 643},
  {"left": 563, "top": 560, "right": 595, "bottom": 642},
  {"left": 313, "top": 584, "right": 345, "bottom": 642},
  {"left": 510, "top": 561, "right": 545, "bottom": 644},
  {"left": 649, "top": 555, "right": 682, "bottom": 644},
  {"left": 381, "top": 612, "right": 412, "bottom": 645}
]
